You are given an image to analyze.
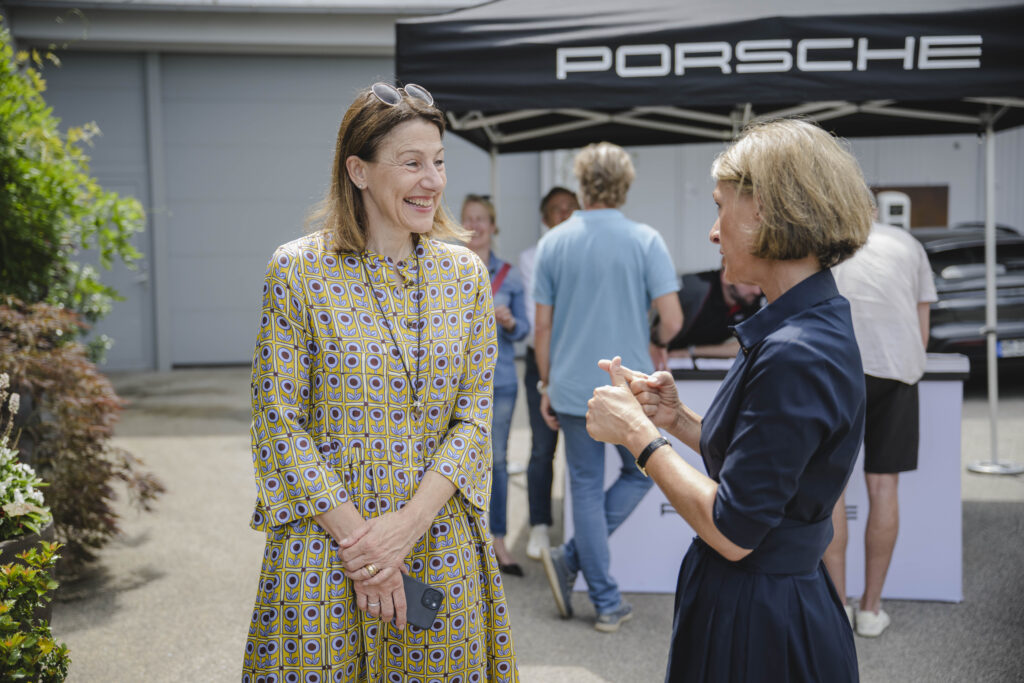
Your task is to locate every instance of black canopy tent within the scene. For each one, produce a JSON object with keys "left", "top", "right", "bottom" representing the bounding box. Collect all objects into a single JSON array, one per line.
[
  {"left": 397, "top": 0, "right": 1024, "bottom": 153},
  {"left": 397, "top": 0, "right": 1024, "bottom": 472}
]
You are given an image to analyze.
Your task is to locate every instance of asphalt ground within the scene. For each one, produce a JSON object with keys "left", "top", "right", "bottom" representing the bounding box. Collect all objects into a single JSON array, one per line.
[{"left": 49, "top": 366, "right": 1024, "bottom": 682}]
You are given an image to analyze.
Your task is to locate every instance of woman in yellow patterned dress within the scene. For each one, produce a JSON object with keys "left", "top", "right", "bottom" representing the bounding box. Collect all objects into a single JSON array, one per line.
[{"left": 242, "top": 83, "right": 519, "bottom": 683}]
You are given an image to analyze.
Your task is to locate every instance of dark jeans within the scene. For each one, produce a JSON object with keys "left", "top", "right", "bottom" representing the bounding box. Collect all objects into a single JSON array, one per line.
[{"left": 524, "top": 347, "right": 559, "bottom": 526}]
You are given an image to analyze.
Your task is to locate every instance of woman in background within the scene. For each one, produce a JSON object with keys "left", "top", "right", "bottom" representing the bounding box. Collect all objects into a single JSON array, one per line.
[{"left": 463, "top": 194, "right": 530, "bottom": 576}]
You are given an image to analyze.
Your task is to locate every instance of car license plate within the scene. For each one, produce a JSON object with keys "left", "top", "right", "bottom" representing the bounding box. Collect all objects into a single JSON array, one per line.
[{"left": 998, "top": 339, "right": 1024, "bottom": 358}]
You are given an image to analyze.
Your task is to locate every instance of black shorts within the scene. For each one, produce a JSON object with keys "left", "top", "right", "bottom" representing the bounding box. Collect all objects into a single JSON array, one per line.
[{"left": 863, "top": 375, "right": 919, "bottom": 474}]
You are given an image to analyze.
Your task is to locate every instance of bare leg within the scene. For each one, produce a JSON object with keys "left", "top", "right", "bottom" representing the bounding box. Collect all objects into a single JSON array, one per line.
[
  {"left": 493, "top": 536, "right": 515, "bottom": 566},
  {"left": 823, "top": 491, "right": 848, "bottom": 603},
  {"left": 861, "top": 473, "right": 899, "bottom": 613}
]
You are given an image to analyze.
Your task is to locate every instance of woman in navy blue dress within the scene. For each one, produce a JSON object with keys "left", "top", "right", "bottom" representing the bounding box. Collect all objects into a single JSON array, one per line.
[{"left": 586, "top": 119, "right": 873, "bottom": 682}]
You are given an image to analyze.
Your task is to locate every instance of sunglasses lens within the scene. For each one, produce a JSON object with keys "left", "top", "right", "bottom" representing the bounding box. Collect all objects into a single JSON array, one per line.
[
  {"left": 403, "top": 83, "right": 434, "bottom": 107},
  {"left": 371, "top": 82, "right": 402, "bottom": 106}
]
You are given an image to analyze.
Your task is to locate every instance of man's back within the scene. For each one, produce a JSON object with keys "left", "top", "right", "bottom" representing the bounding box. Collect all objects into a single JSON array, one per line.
[
  {"left": 832, "top": 222, "right": 937, "bottom": 383},
  {"left": 533, "top": 208, "right": 677, "bottom": 416}
]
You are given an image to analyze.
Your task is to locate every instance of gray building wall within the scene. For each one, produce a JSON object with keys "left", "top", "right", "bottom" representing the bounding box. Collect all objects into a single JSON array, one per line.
[{"left": 21, "top": 9, "right": 1024, "bottom": 368}]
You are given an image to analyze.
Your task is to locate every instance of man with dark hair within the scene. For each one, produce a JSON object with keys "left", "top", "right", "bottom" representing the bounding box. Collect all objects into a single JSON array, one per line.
[
  {"left": 650, "top": 265, "right": 762, "bottom": 365},
  {"left": 519, "top": 186, "right": 579, "bottom": 561}
]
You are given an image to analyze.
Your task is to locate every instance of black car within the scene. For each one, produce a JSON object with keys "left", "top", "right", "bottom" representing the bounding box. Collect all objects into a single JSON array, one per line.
[{"left": 912, "top": 227, "right": 1024, "bottom": 371}]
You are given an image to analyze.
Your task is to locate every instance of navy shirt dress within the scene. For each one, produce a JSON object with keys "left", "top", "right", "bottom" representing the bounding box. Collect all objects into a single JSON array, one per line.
[{"left": 666, "top": 269, "right": 865, "bottom": 683}]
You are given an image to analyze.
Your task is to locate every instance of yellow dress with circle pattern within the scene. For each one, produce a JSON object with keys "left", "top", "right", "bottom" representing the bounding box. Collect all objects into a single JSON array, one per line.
[{"left": 242, "top": 231, "right": 519, "bottom": 683}]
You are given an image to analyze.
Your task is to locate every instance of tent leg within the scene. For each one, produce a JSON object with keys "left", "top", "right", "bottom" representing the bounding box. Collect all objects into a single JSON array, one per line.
[
  {"left": 968, "top": 120, "right": 1023, "bottom": 475},
  {"left": 490, "top": 146, "right": 499, "bottom": 213}
]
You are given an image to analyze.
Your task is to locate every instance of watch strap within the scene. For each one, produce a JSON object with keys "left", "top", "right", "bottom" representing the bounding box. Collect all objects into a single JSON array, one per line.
[{"left": 636, "top": 436, "right": 670, "bottom": 476}]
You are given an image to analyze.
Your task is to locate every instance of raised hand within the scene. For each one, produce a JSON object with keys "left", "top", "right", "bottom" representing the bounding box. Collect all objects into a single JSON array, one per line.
[
  {"left": 634, "top": 371, "right": 683, "bottom": 432},
  {"left": 586, "top": 356, "right": 659, "bottom": 448}
]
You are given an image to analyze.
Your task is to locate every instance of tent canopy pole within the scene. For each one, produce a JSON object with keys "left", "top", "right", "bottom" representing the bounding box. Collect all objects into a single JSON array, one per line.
[{"left": 968, "top": 118, "right": 1024, "bottom": 476}]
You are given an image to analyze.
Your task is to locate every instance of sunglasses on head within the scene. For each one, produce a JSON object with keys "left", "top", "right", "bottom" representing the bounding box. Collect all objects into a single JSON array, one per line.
[{"left": 370, "top": 82, "right": 434, "bottom": 108}]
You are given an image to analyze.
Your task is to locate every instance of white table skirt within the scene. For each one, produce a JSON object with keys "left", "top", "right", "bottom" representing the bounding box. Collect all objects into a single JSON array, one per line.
[{"left": 564, "top": 353, "right": 966, "bottom": 601}]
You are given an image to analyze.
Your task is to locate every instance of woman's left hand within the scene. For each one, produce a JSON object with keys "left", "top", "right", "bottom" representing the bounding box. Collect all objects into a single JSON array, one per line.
[
  {"left": 586, "top": 356, "right": 658, "bottom": 448},
  {"left": 494, "top": 305, "right": 515, "bottom": 331},
  {"left": 351, "top": 565, "right": 409, "bottom": 629},
  {"left": 338, "top": 511, "right": 418, "bottom": 581}
]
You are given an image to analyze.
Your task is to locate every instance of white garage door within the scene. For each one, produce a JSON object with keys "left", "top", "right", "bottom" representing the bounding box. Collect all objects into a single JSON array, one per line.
[{"left": 162, "top": 54, "right": 395, "bottom": 365}]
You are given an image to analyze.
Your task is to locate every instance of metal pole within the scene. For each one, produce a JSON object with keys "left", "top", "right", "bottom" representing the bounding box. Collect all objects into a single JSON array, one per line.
[
  {"left": 968, "top": 119, "right": 1023, "bottom": 475},
  {"left": 489, "top": 146, "right": 499, "bottom": 214}
]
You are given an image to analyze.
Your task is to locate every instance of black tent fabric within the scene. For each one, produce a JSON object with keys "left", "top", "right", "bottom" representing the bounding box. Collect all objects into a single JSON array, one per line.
[{"left": 396, "top": 0, "right": 1024, "bottom": 152}]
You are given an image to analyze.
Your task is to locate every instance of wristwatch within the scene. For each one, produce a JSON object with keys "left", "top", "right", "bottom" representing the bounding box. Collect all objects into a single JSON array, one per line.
[
  {"left": 536, "top": 380, "right": 548, "bottom": 395},
  {"left": 636, "top": 436, "right": 670, "bottom": 477}
]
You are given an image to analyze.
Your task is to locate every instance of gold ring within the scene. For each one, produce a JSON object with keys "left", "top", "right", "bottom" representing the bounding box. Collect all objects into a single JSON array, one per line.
[{"left": 365, "top": 563, "right": 378, "bottom": 577}]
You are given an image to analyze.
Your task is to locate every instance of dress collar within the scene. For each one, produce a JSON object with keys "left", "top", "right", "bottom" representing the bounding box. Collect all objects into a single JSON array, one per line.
[{"left": 732, "top": 269, "right": 840, "bottom": 353}]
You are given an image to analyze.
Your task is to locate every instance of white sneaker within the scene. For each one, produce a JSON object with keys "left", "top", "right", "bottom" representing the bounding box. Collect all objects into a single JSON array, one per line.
[
  {"left": 526, "top": 524, "right": 550, "bottom": 560},
  {"left": 844, "top": 604, "right": 854, "bottom": 629},
  {"left": 855, "top": 607, "right": 890, "bottom": 637}
]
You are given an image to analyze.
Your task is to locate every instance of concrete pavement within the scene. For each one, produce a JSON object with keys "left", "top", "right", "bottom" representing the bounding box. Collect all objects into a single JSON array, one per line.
[{"left": 49, "top": 367, "right": 1024, "bottom": 682}]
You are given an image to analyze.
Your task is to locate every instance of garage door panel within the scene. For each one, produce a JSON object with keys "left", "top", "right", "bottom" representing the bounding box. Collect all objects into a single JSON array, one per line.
[
  {"left": 163, "top": 100, "right": 342, "bottom": 149},
  {"left": 166, "top": 201, "right": 309, "bottom": 258},
  {"left": 163, "top": 54, "right": 387, "bottom": 103},
  {"left": 164, "top": 146, "right": 328, "bottom": 202},
  {"left": 173, "top": 308, "right": 260, "bottom": 367},
  {"left": 163, "top": 54, "right": 391, "bottom": 365}
]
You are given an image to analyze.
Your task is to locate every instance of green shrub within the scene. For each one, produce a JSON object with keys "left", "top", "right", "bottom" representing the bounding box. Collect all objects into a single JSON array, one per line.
[
  {"left": 0, "top": 21, "right": 144, "bottom": 347},
  {"left": 0, "top": 542, "right": 70, "bottom": 682},
  {"left": 0, "top": 298, "right": 164, "bottom": 569}
]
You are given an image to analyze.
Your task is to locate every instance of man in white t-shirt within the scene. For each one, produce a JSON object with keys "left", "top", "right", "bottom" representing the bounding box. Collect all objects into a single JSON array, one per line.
[
  {"left": 825, "top": 221, "right": 938, "bottom": 638},
  {"left": 518, "top": 187, "right": 579, "bottom": 560}
]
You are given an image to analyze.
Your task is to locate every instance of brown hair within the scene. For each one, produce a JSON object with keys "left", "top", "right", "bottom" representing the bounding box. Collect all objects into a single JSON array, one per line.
[
  {"left": 573, "top": 142, "right": 635, "bottom": 208},
  {"left": 307, "top": 85, "right": 466, "bottom": 251},
  {"left": 712, "top": 118, "right": 872, "bottom": 268}
]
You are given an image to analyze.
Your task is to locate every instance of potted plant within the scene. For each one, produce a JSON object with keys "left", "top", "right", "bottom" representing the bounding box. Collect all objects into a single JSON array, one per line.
[{"left": 0, "top": 372, "right": 70, "bottom": 680}]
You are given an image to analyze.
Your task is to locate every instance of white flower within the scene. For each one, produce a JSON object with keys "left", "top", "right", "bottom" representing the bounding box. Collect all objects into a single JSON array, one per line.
[
  {"left": 0, "top": 373, "right": 8, "bottom": 391},
  {"left": 8, "top": 393, "right": 18, "bottom": 416}
]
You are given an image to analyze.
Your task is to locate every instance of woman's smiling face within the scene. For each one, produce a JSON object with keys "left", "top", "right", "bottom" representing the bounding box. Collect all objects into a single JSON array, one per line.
[
  {"left": 356, "top": 118, "right": 446, "bottom": 238},
  {"left": 462, "top": 200, "right": 496, "bottom": 253}
]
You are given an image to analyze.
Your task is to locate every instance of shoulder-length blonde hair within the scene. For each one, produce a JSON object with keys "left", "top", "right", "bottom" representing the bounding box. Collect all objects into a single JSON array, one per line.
[
  {"left": 307, "top": 85, "right": 467, "bottom": 252},
  {"left": 712, "top": 118, "right": 872, "bottom": 268}
]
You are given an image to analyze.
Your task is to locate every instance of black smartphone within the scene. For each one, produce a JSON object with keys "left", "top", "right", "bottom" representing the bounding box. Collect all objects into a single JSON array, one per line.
[{"left": 402, "top": 573, "right": 444, "bottom": 630}]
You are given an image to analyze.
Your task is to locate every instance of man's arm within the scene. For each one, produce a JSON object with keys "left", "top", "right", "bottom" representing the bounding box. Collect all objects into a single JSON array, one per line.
[
  {"left": 917, "top": 301, "right": 930, "bottom": 348},
  {"left": 534, "top": 303, "right": 559, "bottom": 430},
  {"left": 652, "top": 291, "right": 683, "bottom": 347}
]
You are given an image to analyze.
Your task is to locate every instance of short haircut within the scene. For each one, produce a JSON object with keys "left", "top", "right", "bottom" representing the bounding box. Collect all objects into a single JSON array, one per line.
[
  {"left": 308, "top": 84, "right": 466, "bottom": 252},
  {"left": 573, "top": 142, "right": 635, "bottom": 208},
  {"left": 712, "top": 118, "right": 872, "bottom": 268},
  {"left": 539, "top": 186, "right": 578, "bottom": 215}
]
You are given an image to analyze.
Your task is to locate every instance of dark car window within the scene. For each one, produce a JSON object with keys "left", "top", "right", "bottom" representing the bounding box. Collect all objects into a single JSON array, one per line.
[{"left": 927, "top": 243, "right": 1024, "bottom": 277}]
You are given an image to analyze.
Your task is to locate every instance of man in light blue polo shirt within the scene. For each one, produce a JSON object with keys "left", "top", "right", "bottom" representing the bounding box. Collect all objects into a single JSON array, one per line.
[{"left": 534, "top": 141, "right": 682, "bottom": 632}]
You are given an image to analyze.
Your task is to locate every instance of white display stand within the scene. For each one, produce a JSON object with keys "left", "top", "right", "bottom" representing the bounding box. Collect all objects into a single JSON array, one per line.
[{"left": 564, "top": 354, "right": 967, "bottom": 602}]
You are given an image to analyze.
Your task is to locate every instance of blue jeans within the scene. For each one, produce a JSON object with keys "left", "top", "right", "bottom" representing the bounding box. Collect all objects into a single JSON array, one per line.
[
  {"left": 558, "top": 413, "right": 653, "bottom": 613},
  {"left": 524, "top": 347, "right": 559, "bottom": 526},
  {"left": 489, "top": 387, "right": 517, "bottom": 537}
]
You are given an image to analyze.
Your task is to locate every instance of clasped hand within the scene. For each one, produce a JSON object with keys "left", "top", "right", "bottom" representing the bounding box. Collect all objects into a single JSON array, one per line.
[
  {"left": 339, "top": 511, "right": 417, "bottom": 629},
  {"left": 586, "top": 356, "right": 682, "bottom": 447}
]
